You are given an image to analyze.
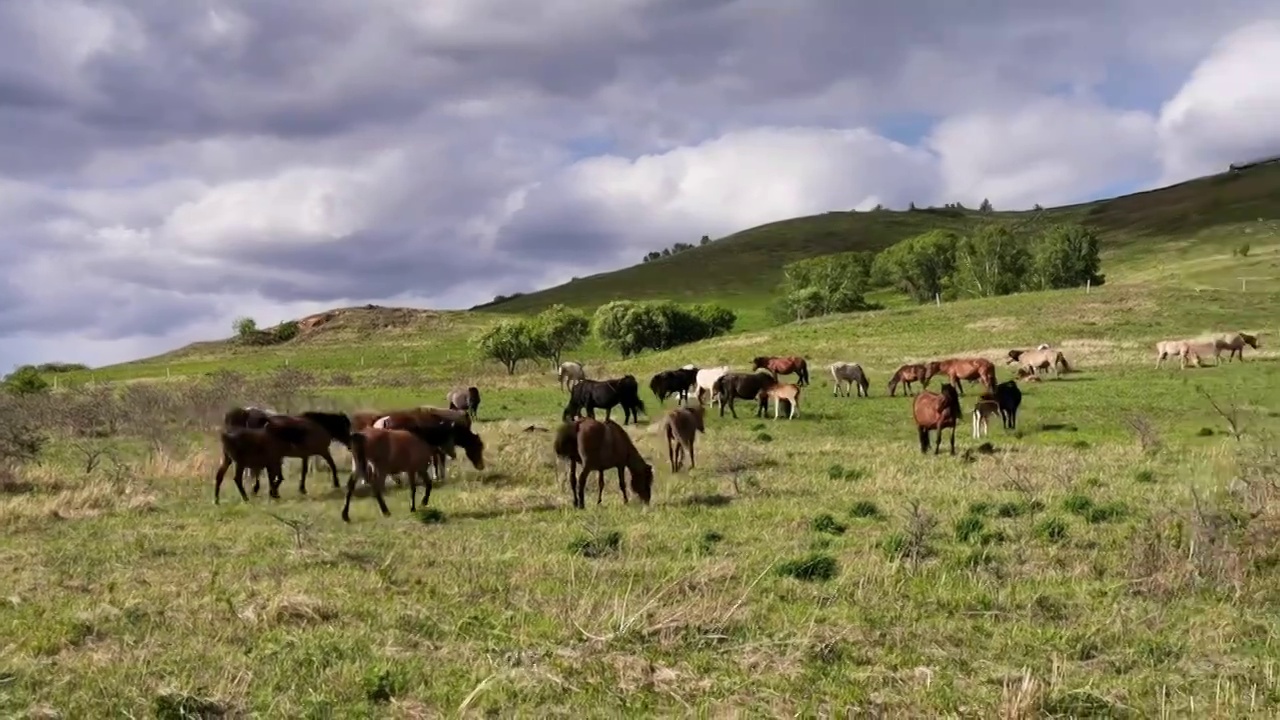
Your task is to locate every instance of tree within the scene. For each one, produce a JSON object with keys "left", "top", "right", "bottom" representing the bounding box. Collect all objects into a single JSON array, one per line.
[
  {"left": 233, "top": 317, "right": 258, "bottom": 338},
  {"left": 979, "top": 198, "right": 994, "bottom": 213},
  {"left": 3, "top": 365, "right": 50, "bottom": 395},
  {"left": 774, "top": 251, "right": 874, "bottom": 321},
  {"left": 592, "top": 300, "right": 736, "bottom": 358},
  {"left": 1029, "top": 223, "right": 1105, "bottom": 290},
  {"left": 908, "top": 201, "right": 917, "bottom": 211},
  {"left": 871, "top": 229, "right": 959, "bottom": 303},
  {"left": 528, "top": 304, "right": 589, "bottom": 366},
  {"left": 700, "top": 235, "right": 712, "bottom": 246},
  {"left": 473, "top": 320, "right": 536, "bottom": 374},
  {"left": 951, "top": 223, "right": 1031, "bottom": 298}
]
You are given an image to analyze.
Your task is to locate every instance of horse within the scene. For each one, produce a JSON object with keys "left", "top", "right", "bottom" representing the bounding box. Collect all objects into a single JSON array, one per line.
[
  {"left": 259, "top": 411, "right": 352, "bottom": 494},
  {"left": 888, "top": 363, "right": 928, "bottom": 397},
  {"left": 662, "top": 406, "right": 705, "bottom": 473},
  {"left": 713, "top": 372, "right": 775, "bottom": 419},
  {"left": 762, "top": 383, "right": 802, "bottom": 419},
  {"left": 446, "top": 386, "right": 482, "bottom": 419},
  {"left": 214, "top": 427, "right": 289, "bottom": 504},
  {"left": 1210, "top": 332, "right": 1259, "bottom": 362},
  {"left": 222, "top": 406, "right": 281, "bottom": 487},
  {"left": 752, "top": 356, "right": 810, "bottom": 385},
  {"left": 349, "top": 407, "right": 468, "bottom": 482},
  {"left": 554, "top": 418, "right": 654, "bottom": 509},
  {"left": 1154, "top": 339, "right": 1190, "bottom": 369},
  {"left": 971, "top": 396, "right": 1000, "bottom": 439},
  {"left": 1008, "top": 348, "right": 1071, "bottom": 377},
  {"left": 913, "top": 383, "right": 962, "bottom": 455},
  {"left": 693, "top": 366, "right": 732, "bottom": 405},
  {"left": 923, "top": 358, "right": 996, "bottom": 396},
  {"left": 341, "top": 422, "right": 460, "bottom": 522},
  {"left": 562, "top": 376, "right": 645, "bottom": 425},
  {"left": 1178, "top": 342, "right": 1217, "bottom": 369},
  {"left": 558, "top": 361, "right": 587, "bottom": 392},
  {"left": 829, "top": 362, "right": 870, "bottom": 397},
  {"left": 994, "top": 380, "right": 1022, "bottom": 430},
  {"left": 372, "top": 408, "right": 486, "bottom": 481},
  {"left": 649, "top": 367, "right": 699, "bottom": 405}
]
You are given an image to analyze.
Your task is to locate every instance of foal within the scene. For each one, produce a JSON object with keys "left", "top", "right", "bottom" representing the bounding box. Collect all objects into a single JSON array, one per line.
[
  {"left": 971, "top": 395, "right": 1000, "bottom": 439},
  {"left": 888, "top": 363, "right": 928, "bottom": 397},
  {"left": 342, "top": 423, "right": 457, "bottom": 522},
  {"left": 761, "top": 383, "right": 802, "bottom": 419},
  {"left": 663, "top": 405, "right": 705, "bottom": 472}
]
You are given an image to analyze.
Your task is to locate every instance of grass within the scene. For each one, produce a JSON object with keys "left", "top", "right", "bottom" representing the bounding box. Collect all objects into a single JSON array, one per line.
[{"left": 4, "top": 167, "right": 1280, "bottom": 716}]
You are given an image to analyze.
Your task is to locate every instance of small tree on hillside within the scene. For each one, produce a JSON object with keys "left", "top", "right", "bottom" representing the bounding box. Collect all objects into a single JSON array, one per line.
[
  {"left": 1029, "top": 223, "right": 1105, "bottom": 290},
  {"left": 871, "top": 229, "right": 959, "bottom": 303},
  {"left": 3, "top": 365, "right": 49, "bottom": 395},
  {"left": 473, "top": 320, "right": 536, "bottom": 374},
  {"left": 979, "top": 198, "right": 994, "bottom": 213},
  {"left": 528, "top": 304, "right": 590, "bottom": 367},
  {"left": 233, "top": 317, "right": 258, "bottom": 339},
  {"left": 774, "top": 251, "right": 874, "bottom": 321},
  {"left": 700, "top": 235, "right": 712, "bottom": 246},
  {"left": 592, "top": 300, "right": 736, "bottom": 358},
  {"left": 951, "top": 223, "right": 1031, "bottom": 298}
]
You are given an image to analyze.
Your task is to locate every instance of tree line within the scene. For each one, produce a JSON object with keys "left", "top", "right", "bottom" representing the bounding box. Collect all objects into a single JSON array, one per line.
[
  {"left": 773, "top": 222, "right": 1105, "bottom": 321},
  {"left": 472, "top": 301, "right": 736, "bottom": 372},
  {"left": 641, "top": 235, "right": 713, "bottom": 263}
]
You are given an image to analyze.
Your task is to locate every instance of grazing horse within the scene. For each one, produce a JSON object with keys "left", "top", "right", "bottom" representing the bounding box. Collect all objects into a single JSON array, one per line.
[
  {"left": 693, "top": 366, "right": 732, "bottom": 406},
  {"left": 762, "top": 383, "right": 802, "bottom": 419},
  {"left": 888, "top": 363, "right": 928, "bottom": 397},
  {"left": 260, "top": 411, "right": 352, "bottom": 494},
  {"left": 373, "top": 408, "right": 486, "bottom": 482},
  {"left": 713, "top": 372, "right": 775, "bottom": 419},
  {"left": 924, "top": 358, "right": 997, "bottom": 396},
  {"left": 350, "top": 407, "right": 468, "bottom": 482},
  {"left": 554, "top": 418, "right": 654, "bottom": 508},
  {"left": 971, "top": 396, "right": 1000, "bottom": 439},
  {"left": 1154, "top": 339, "right": 1191, "bottom": 369},
  {"left": 752, "top": 356, "right": 810, "bottom": 386},
  {"left": 994, "top": 380, "right": 1022, "bottom": 430},
  {"left": 829, "top": 362, "right": 870, "bottom": 397},
  {"left": 649, "top": 367, "right": 698, "bottom": 405},
  {"left": 558, "top": 361, "right": 587, "bottom": 392},
  {"left": 1008, "top": 348, "right": 1072, "bottom": 377},
  {"left": 913, "top": 383, "right": 962, "bottom": 455},
  {"left": 563, "top": 376, "right": 646, "bottom": 425},
  {"left": 214, "top": 427, "right": 289, "bottom": 504},
  {"left": 662, "top": 406, "right": 705, "bottom": 473},
  {"left": 342, "top": 423, "right": 460, "bottom": 522},
  {"left": 446, "top": 386, "right": 482, "bottom": 419},
  {"left": 1210, "top": 332, "right": 1259, "bottom": 362}
]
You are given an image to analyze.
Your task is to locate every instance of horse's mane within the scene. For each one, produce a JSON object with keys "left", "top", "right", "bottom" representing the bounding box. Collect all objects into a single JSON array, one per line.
[{"left": 301, "top": 411, "right": 352, "bottom": 443}]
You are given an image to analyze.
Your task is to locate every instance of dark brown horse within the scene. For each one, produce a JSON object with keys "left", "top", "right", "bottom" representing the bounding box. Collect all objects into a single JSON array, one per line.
[
  {"left": 342, "top": 422, "right": 459, "bottom": 522},
  {"left": 349, "top": 407, "right": 470, "bottom": 481},
  {"left": 923, "top": 358, "right": 996, "bottom": 396},
  {"left": 374, "top": 408, "right": 486, "bottom": 479},
  {"left": 554, "top": 417, "right": 654, "bottom": 509},
  {"left": 222, "top": 405, "right": 279, "bottom": 487},
  {"left": 260, "top": 411, "right": 352, "bottom": 494},
  {"left": 887, "top": 364, "right": 928, "bottom": 397},
  {"left": 214, "top": 427, "right": 289, "bottom": 503},
  {"left": 913, "top": 383, "right": 962, "bottom": 455},
  {"left": 712, "top": 372, "right": 776, "bottom": 418},
  {"left": 752, "top": 356, "right": 810, "bottom": 385}
]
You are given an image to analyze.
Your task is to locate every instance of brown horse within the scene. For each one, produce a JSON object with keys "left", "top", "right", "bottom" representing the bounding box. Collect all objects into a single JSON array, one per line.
[
  {"left": 913, "top": 383, "right": 962, "bottom": 455},
  {"left": 222, "top": 405, "right": 279, "bottom": 487},
  {"left": 662, "top": 406, "right": 705, "bottom": 472},
  {"left": 554, "top": 417, "right": 654, "bottom": 508},
  {"left": 1210, "top": 332, "right": 1260, "bottom": 362},
  {"left": 342, "top": 423, "right": 458, "bottom": 522},
  {"left": 259, "top": 411, "right": 352, "bottom": 494},
  {"left": 375, "top": 409, "right": 486, "bottom": 481},
  {"left": 349, "top": 407, "right": 471, "bottom": 481},
  {"left": 752, "top": 355, "right": 810, "bottom": 385},
  {"left": 713, "top": 372, "right": 775, "bottom": 418},
  {"left": 924, "top": 358, "right": 996, "bottom": 396},
  {"left": 887, "top": 363, "right": 929, "bottom": 397},
  {"left": 214, "top": 427, "right": 288, "bottom": 503}
]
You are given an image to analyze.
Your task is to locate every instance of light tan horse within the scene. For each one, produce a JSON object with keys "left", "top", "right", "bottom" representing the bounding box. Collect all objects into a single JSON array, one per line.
[
  {"left": 1179, "top": 341, "right": 1217, "bottom": 369},
  {"left": 1154, "top": 339, "right": 1190, "bottom": 369},
  {"left": 662, "top": 406, "right": 705, "bottom": 472},
  {"left": 558, "top": 361, "right": 587, "bottom": 392},
  {"left": 1012, "top": 348, "right": 1072, "bottom": 377},
  {"left": 761, "top": 383, "right": 802, "bottom": 419},
  {"left": 1208, "top": 332, "right": 1259, "bottom": 362}
]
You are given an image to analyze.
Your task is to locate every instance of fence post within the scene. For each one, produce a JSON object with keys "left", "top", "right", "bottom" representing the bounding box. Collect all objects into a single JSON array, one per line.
[
  {"left": 1241, "top": 278, "right": 1247, "bottom": 291},
  {"left": 934, "top": 293, "right": 941, "bottom": 306},
  {"left": 1086, "top": 279, "right": 1091, "bottom": 294}
]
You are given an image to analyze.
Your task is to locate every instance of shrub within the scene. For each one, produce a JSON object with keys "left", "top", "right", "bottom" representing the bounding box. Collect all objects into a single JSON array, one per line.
[
  {"left": 272, "top": 320, "right": 301, "bottom": 343},
  {"left": 472, "top": 320, "right": 537, "bottom": 374},
  {"left": 232, "top": 316, "right": 258, "bottom": 338},
  {"left": 951, "top": 223, "right": 1031, "bottom": 298},
  {"left": 591, "top": 300, "right": 736, "bottom": 358},
  {"left": 870, "top": 229, "right": 959, "bottom": 302},
  {"left": 776, "top": 553, "right": 839, "bottom": 582},
  {"left": 527, "top": 304, "right": 589, "bottom": 366},
  {"left": 2, "top": 366, "right": 50, "bottom": 395},
  {"left": 772, "top": 251, "right": 875, "bottom": 321},
  {"left": 1029, "top": 223, "right": 1105, "bottom": 290}
]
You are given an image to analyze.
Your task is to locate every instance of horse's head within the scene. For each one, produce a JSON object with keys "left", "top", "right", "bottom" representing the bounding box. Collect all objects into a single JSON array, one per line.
[
  {"left": 751, "top": 356, "right": 769, "bottom": 370},
  {"left": 467, "top": 386, "right": 481, "bottom": 405},
  {"left": 887, "top": 374, "right": 899, "bottom": 395},
  {"left": 1006, "top": 350, "right": 1024, "bottom": 364},
  {"left": 1244, "top": 333, "right": 1259, "bottom": 348},
  {"left": 629, "top": 462, "right": 654, "bottom": 504},
  {"left": 457, "top": 427, "right": 485, "bottom": 470},
  {"left": 688, "top": 406, "right": 706, "bottom": 432}
]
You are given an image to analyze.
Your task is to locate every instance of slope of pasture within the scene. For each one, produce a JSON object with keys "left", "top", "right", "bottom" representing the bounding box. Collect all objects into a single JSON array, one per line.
[
  {"left": 4, "top": 278, "right": 1280, "bottom": 716},
  {"left": 477, "top": 164, "right": 1280, "bottom": 315}
]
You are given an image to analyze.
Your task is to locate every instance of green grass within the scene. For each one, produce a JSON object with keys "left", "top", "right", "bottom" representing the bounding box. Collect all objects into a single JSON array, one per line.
[{"left": 4, "top": 166, "right": 1280, "bottom": 716}]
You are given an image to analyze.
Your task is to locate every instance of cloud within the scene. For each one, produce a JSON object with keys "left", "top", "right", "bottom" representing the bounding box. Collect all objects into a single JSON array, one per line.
[{"left": 0, "top": 1, "right": 1278, "bottom": 371}]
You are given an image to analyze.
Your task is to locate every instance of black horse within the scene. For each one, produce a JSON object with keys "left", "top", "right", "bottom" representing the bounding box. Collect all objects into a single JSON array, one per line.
[
  {"left": 649, "top": 367, "right": 698, "bottom": 405},
  {"left": 994, "top": 380, "right": 1022, "bottom": 430},
  {"left": 563, "top": 376, "right": 646, "bottom": 425},
  {"left": 712, "top": 372, "right": 776, "bottom": 419}
]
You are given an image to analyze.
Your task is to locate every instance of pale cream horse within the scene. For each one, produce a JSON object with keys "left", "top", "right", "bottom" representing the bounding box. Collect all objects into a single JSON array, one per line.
[
  {"left": 1154, "top": 340, "right": 1191, "bottom": 369},
  {"left": 557, "top": 361, "right": 586, "bottom": 392},
  {"left": 694, "top": 366, "right": 731, "bottom": 406},
  {"left": 1015, "top": 348, "right": 1072, "bottom": 377},
  {"left": 762, "top": 383, "right": 802, "bottom": 419}
]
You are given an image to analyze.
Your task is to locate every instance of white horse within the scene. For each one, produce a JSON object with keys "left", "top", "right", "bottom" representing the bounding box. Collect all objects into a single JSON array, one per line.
[
  {"left": 693, "top": 366, "right": 731, "bottom": 405},
  {"left": 557, "top": 361, "right": 586, "bottom": 392},
  {"left": 972, "top": 398, "right": 1000, "bottom": 439}
]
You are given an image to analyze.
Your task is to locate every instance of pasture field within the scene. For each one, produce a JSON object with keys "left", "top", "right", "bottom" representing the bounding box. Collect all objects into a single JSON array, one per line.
[{"left": 4, "top": 273, "right": 1280, "bottom": 717}]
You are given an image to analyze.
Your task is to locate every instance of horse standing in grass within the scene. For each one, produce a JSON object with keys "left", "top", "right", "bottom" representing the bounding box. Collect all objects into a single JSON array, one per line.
[
  {"left": 1154, "top": 339, "right": 1191, "bottom": 369},
  {"left": 761, "top": 383, "right": 802, "bottom": 419},
  {"left": 1210, "top": 332, "right": 1259, "bottom": 362},
  {"left": 563, "top": 376, "right": 646, "bottom": 425},
  {"left": 924, "top": 358, "right": 996, "bottom": 395},
  {"left": 693, "top": 366, "right": 732, "bottom": 406},
  {"left": 1007, "top": 348, "right": 1072, "bottom": 377},
  {"left": 913, "top": 383, "right": 962, "bottom": 455},
  {"left": 649, "top": 367, "right": 698, "bottom": 405},
  {"left": 752, "top": 356, "right": 810, "bottom": 386},
  {"left": 373, "top": 408, "right": 486, "bottom": 481},
  {"left": 447, "top": 386, "right": 482, "bottom": 419},
  {"left": 222, "top": 406, "right": 280, "bottom": 487},
  {"left": 713, "top": 372, "right": 775, "bottom": 419},
  {"left": 558, "top": 361, "right": 587, "bottom": 392},
  {"left": 971, "top": 396, "right": 1000, "bottom": 439},
  {"left": 994, "top": 380, "right": 1022, "bottom": 430},
  {"left": 829, "top": 362, "right": 870, "bottom": 397},
  {"left": 342, "top": 422, "right": 460, "bottom": 522},
  {"left": 662, "top": 406, "right": 705, "bottom": 472},
  {"left": 887, "top": 364, "right": 928, "bottom": 397},
  {"left": 554, "top": 418, "right": 654, "bottom": 508},
  {"left": 214, "top": 427, "right": 289, "bottom": 503},
  {"left": 350, "top": 407, "right": 469, "bottom": 482},
  {"left": 260, "top": 411, "right": 352, "bottom": 494}
]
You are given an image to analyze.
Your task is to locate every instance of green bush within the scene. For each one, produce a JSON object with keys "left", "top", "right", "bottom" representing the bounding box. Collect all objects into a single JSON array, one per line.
[
  {"left": 591, "top": 300, "right": 736, "bottom": 358},
  {"left": 3, "top": 366, "right": 49, "bottom": 395}
]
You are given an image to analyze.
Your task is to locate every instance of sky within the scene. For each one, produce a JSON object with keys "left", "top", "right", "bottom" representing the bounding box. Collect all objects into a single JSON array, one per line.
[{"left": 2, "top": 0, "right": 1280, "bottom": 372}]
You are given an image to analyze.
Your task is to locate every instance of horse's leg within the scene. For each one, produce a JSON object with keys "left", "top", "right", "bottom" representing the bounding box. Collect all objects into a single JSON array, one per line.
[
  {"left": 667, "top": 433, "right": 677, "bottom": 473},
  {"left": 422, "top": 468, "right": 434, "bottom": 507},
  {"left": 597, "top": 470, "right": 606, "bottom": 505},
  {"left": 972, "top": 412, "right": 979, "bottom": 439},
  {"left": 215, "top": 455, "right": 232, "bottom": 504},
  {"left": 687, "top": 436, "right": 696, "bottom": 469},
  {"left": 917, "top": 426, "right": 930, "bottom": 454},
  {"left": 949, "top": 424, "right": 956, "bottom": 455},
  {"left": 575, "top": 468, "right": 591, "bottom": 509},
  {"left": 320, "top": 449, "right": 340, "bottom": 489},
  {"left": 341, "top": 467, "right": 358, "bottom": 522},
  {"left": 408, "top": 468, "right": 417, "bottom": 512},
  {"left": 934, "top": 423, "right": 943, "bottom": 455},
  {"left": 297, "top": 453, "right": 309, "bottom": 495},
  {"left": 371, "top": 470, "right": 391, "bottom": 517},
  {"left": 617, "top": 468, "right": 629, "bottom": 504}
]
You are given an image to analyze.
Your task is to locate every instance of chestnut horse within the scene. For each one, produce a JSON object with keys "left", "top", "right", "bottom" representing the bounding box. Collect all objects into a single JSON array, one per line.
[
  {"left": 913, "top": 383, "right": 962, "bottom": 455},
  {"left": 924, "top": 358, "right": 996, "bottom": 396},
  {"left": 888, "top": 363, "right": 928, "bottom": 397},
  {"left": 342, "top": 422, "right": 459, "bottom": 522},
  {"left": 553, "top": 417, "right": 654, "bottom": 508},
  {"left": 752, "top": 356, "right": 810, "bottom": 386}
]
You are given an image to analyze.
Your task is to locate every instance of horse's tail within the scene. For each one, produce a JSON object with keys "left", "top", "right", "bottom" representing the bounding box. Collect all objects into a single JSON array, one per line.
[
  {"left": 1056, "top": 352, "right": 1071, "bottom": 373},
  {"left": 799, "top": 361, "right": 810, "bottom": 385},
  {"left": 350, "top": 432, "right": 370, "bottom": 482}
]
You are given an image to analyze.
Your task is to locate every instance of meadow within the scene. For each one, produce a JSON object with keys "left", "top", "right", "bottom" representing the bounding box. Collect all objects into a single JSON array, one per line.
[{"left": 3, "top": 171, "right": 1280, "bottom": 717}]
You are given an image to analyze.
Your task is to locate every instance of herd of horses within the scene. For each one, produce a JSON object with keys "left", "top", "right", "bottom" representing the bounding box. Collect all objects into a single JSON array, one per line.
[{"left": 213, "top": 331, "right": 1260, "bottom": 520}]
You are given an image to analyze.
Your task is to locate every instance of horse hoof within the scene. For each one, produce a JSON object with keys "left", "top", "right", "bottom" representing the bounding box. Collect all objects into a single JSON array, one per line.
[{"left": 381, "top": 510, "right": 391, "bottom": 517}]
